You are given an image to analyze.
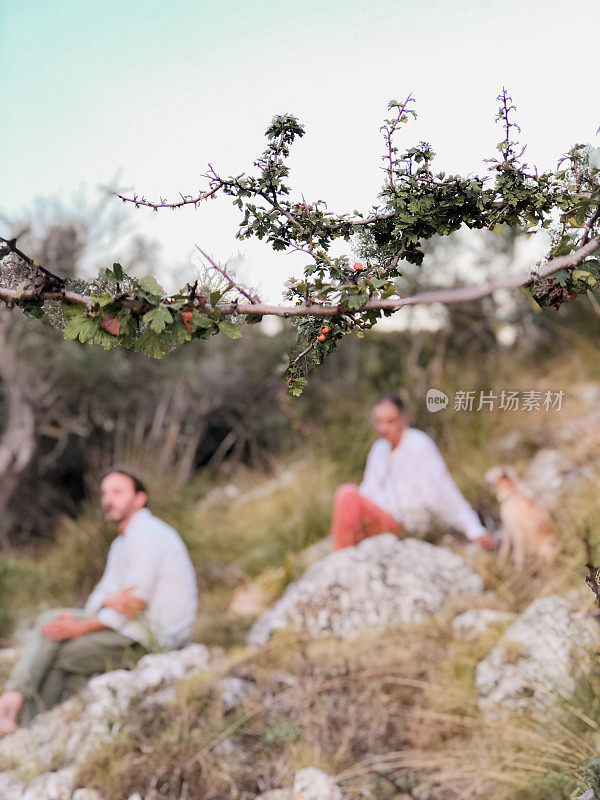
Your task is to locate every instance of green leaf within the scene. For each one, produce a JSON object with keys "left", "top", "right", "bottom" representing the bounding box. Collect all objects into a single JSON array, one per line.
[
  {"left": 572, "top": 269, "right": 596, "bottom": 286},
  {"left": 92, "top": 327, "right": 120, "bottom": 351},
  {"left": 346, "top": 293, "right": 368, "bottom": 310},
  {"left": 191, "top": 312, "right": 215, "bottom": 330},
  {"left": 169, "top": 316, "right": 192, "bottom": 345},
  {"left": 63, "top": 313, "right": 101, "bottom": 344},
  {"left": 137, "top": 276, "right": 165, "bottom": 297},
  {"left": 14, "top": 281, "right": 27, "bottom": 299},
  {"left": 118, "top": 314, "right": 138, "bottom": 348},
  {"left": 112, "top": 262, "right": 124, "bottom": 282},
  {"left": 94, "top": 292, "right": 115, "bottom": 308},
  {"left": 219, "top": 319, "right": 242, "bottom": 339},
  {"left": 552, "top": 269, "right": 570, "bottom": 287},
  {"left": 584, "top": 259, "right": 600, "bottom": 277},
  {"left": 22, "top": 300, "right": 44, "bottom": 319},
  {"left": 288, "top": 377, "right": 308, "bottom": 397},
  {"left": 143, "top": 305, "right": 173, "bottom": 333},
  {"left": 553, "top": 235, "right": 575, "bottom": 257},
  {"left": 133, "top": 329, "right": 169, "bottom": 359}
]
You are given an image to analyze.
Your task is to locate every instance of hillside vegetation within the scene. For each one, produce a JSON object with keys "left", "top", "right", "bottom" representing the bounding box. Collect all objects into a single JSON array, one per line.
[{"left": 1, "top": 291, "right": 600, "bottom": 799}]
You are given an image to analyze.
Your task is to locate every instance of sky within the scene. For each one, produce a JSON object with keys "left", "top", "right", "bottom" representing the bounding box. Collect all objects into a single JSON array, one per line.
[{"left": 1, "top": 0, "right": 599, "bottom": 304}]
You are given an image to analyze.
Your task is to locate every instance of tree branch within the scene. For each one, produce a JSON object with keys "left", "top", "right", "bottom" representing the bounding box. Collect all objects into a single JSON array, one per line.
[
  {"left": 2, "top": 236, "right": 596, "bottom": 319},
  {"left": 114, "top": 178, "right": 226, "bottom": 211}
]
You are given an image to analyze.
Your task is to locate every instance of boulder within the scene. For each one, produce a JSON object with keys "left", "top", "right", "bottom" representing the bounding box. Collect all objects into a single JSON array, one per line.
[
  {"left": 0, "top": 772, "right": 26, "bottom": 800},
  {"left": 84, "top": 643, "right": 209, "bottom": 720},
  {"left": 247, "top": 535, "right": 484, "bottom": 645},
  {"left": 0, "top": 644, "right": 210, "bottom": 794},
  {"left": 476, "top": 595, "right": 600, "bottom": 714},
  {"left": 21, "top": 768, "right": 75, "bottom": 800}
]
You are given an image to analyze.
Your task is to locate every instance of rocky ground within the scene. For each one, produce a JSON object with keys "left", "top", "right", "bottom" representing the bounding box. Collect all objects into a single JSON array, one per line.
[
  {"left": 2, "top": 381, "right": 600, "bottom": 799},
  {"left": 1, "top": 532, "right": 599, "bottom": 799}
]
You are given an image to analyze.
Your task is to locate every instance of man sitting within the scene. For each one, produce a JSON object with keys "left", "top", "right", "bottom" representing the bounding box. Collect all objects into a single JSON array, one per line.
[
  {"left": 0, "top": 467, "right": 198, "bottom": 735},
  {"left": 330, "top": 395, "right": 494, "bottom": 551}
]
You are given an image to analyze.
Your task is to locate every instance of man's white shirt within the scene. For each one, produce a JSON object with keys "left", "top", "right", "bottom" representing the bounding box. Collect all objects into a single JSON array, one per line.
[
  {"left": 84, "top": 508, "right": 198, "bottom": 650},
  {"left": 358, "top": 428, "right": 486, "bottom": 541}
]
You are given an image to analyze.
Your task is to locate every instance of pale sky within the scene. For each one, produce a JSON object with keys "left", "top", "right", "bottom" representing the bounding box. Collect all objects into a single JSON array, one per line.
[{"left": 1, "top": 0, "right": 599, "bottom": 302}]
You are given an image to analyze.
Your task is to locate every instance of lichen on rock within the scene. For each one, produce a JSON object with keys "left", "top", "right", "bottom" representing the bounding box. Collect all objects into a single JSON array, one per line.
[
  {"left": 247, "top": 534, "right": 485, "bottom": 645},
  {"left": 476, "top": 594, "right": 600, "bottom": 714}
]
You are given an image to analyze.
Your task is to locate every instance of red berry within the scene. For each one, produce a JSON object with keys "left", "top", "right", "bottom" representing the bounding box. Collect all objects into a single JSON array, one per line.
[
  {"left": 317, "top": 334, "right": 326, "bottom": 342},
  {"left": 320, "top": 325, "right": 330, "bottom": 334},
  {"left": 353, "top": 262, "right": 364, "bottom": 270}
]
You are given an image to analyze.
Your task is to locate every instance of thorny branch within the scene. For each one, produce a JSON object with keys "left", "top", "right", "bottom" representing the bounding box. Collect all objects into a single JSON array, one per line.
[
  {"left": 1, "top": 92, "right": 599, "bottom": 392},
  {"left": 1, "top": 236, "right": 598, "bottom": 317},
  {"left": 194, "top": 245, "right": 258, "bottom": 304},
  {"left": 381, "top": 94, "right": 415, "bottom": 191}
]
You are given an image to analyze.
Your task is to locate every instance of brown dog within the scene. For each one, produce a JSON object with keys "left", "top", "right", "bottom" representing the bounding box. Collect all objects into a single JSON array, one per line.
[{"left": 485, "top": 465, "right": 560, "bottom": 570}]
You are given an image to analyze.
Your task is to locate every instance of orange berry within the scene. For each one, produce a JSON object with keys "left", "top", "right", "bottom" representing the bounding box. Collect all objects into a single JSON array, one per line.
[
  {"left": 320, "top": 325, "right": 330, "bottom": 334},
  {"left": 353, "top": 262, "right": 364, "bottom": 270},
  {"left": 317, "top": 333, "right": 326, "bottom": 342}
]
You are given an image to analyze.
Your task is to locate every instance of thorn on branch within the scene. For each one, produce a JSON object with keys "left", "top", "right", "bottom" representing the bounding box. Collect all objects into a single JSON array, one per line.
[
  {"left": 194, "top": 244, "right": 258, "bottom": 305},
  {"left": 290, "top": 339, "right": 317, "bottom": 369}
]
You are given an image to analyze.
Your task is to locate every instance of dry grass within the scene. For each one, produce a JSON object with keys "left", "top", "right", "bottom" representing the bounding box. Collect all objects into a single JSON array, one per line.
[
  {"left": 76, "top": 610, "right": 600, "bottom": 800},
  {"left": 12, "top": 339, "right": 600, "bottom": 798}
]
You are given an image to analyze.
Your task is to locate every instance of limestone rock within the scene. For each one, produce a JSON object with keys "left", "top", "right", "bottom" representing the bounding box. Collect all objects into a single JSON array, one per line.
[
  {"left": 524, "top": 448, "right": 580, "bottom": 512},
  {"left": 256, "top": 769, "right": 342, "bottom": 800},
  {"left": 219, "top": 676, "right": 256, "bottom": 712},
  {"left": 452, "top": 609, "right": 515, "bottom": 642},
  {"left": 213, "top": 737, "right": 236, "bottom": 757},
  {"left": 247, "top": 535, "right": 484, "bottom": 645},
  {"left": 21, "top": 767, "right": 75, "bottom": 800},
  {"left": 476, "top": 595, "right": 600, "bottom": 713},
  {"left": 0, "top": 771, "right": 26, "bottom": 800},
  {"left": 84, "top": 643, "right": 209, "bottom": 719},
  {"left": 72, "top": 790, "right": 105, "bottom": 800},
  {"left": 0, "top": 644, "right": 210, "bottom": 794},
  {"left": 228, "top": 582, "right": 274, "bottom": 617}
]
